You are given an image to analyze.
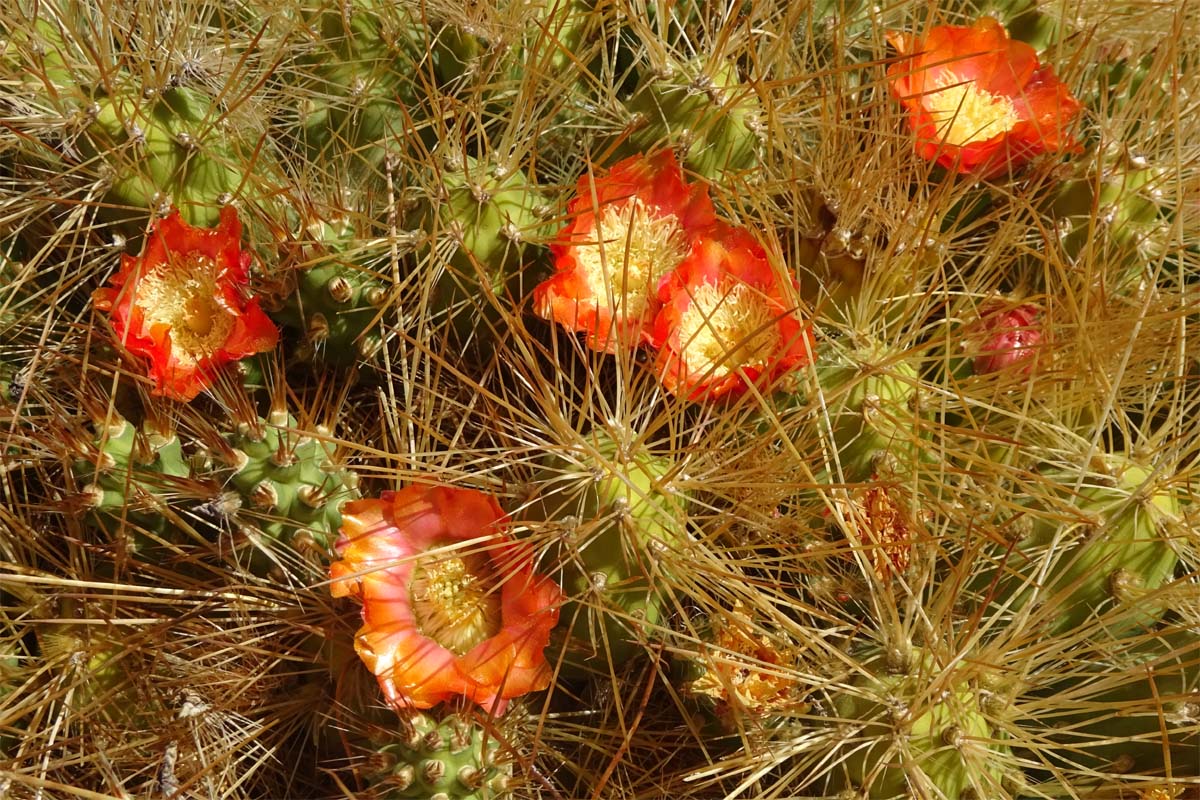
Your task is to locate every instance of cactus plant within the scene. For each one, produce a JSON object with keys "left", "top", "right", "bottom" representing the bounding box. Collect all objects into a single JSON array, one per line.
[
  {"left": 524, "top": 429, "right": 687, "bottom": 676},
  {"left": 217, "top": 410, "right": 359, "bottom": 573},
  {"left": 70, "top": 414, "right": 191, "bottom": 554},
  {"left": 365, "top": 711, "right": 512, "bottom": 800}
]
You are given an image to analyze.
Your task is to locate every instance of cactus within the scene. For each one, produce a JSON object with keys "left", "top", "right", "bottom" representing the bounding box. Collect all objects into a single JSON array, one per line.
[
  {"left": 828, "top": 646, "right": 1014, "bottom": 799},
  {"left": 406, "top": 152, "right": 548, "bottom": 351},
  {"left": 808, "top": 341, "right": 929, "bottom": 482},
  {"left": 365, "top": 711, "right": 511, "bottom": 800},
  {"left": 275, "top": 215, "right": 391, "bottom": 366},
  {"left": 218, "top": 410, "right": 359, "bottom": 573},
  {"left": 978, "top": 455, "right": 1181, "bottom": 638},
  {"left": 1031, "top": 628, "right": 1200, "bottom": 777},
  {"left": 524, "top": 430, "right": 687, "bottom": 676},
  {"left": 288, "top": 0, "right": 426, "bottom": 174},
  {"left": 79, "top": 82, "right": 249, "bottom": 229},
  {"left": 620, "top": 56, "right": 762, "bottom": 181},
  {"left": 70, "top": 415, "right": 191, "bottom": 554}
]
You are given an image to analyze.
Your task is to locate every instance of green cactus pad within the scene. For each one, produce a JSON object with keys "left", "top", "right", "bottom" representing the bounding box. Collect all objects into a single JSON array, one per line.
[
  {"left": 621, "top": 56, "right": 762, "bottom": 180},
  {"left": 1034, "top": 628, "right": 1200, "bottom": 776},
  {"left": 406, "top": 153, "right": 548, "bottom": 350},
  {"left": 71, "top": 416, "right": 191, "bottom": 554},
  {"left": 290, "top": 1, "right": 427, "bottom": 172},
  {"left": 525, "top": 431, "right": 687, "bottom": 676},
  {"left": 276, "top": 216, "right": 392, "bottom": 365},
  {"left": 222, "top": 411, "right": 359, "bottom": 572},
  {"left": 82, "top": 84, "right": 245, "bottom": 228},
  {"left": 367, "top": 711, "right": 511, "bottom": 800},
  {"left": 829, "top": 647, "right": 1013, "bottom": 799},
  {"left": 987, "top": 456, "right": 1181, "bottom": 637},
  {"left": 807, "top": 342, "right": 929, "bottom": 482}
]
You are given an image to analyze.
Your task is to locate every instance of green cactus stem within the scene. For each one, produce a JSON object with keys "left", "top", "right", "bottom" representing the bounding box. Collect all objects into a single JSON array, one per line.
[
  {"left": 524, "top": 430, "right": 688, "bottom": 677},
  {"left": 365, "top": 711, "right": 512, "bottom": 800},
  {"left": 808, "top": 341, "right": 930, "bottom": 482},
  {"left": 982, "top": 455, "right": 1181, "bottom": 638},
  {"left": 829, "top": 647, "right": 1013, "bottom": 799},
  {"left": 81, "top": 83, "right": 246, "bottom": 229},
  {"left": 275, "top": 215, "right": 392, "bottom": 366},
  {"left": 220, "top": 411, "right": 359, "bottom": 574},
  {"left": 70, "top": 415, "right": 191, "bottom": 554},
  {"left": 406, "top": 152, "right": 548, "bottom": 352},
  {"left": 619, "top": 56, "right": 762, "bottom": 180}
]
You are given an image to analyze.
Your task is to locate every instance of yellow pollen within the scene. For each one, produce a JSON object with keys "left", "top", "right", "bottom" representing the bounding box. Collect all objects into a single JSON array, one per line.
[
  {"left": 134, "top": 253, "right": 235, "bottom": 367},
  {"left": 676, "top": 282, "right": 782, "bottom": 378},
  {"left": 409, "top": 553, "right": 502, "bottom": 656},
  {"left": 573, "top": 198, "right": 688, "bottom": 323},
  {"left": 925, "top": 70, "right": 1019, "bottom": 146}
]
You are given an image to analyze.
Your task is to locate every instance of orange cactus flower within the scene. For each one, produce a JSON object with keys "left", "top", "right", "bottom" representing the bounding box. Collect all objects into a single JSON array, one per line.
[
  {"left": 329, "top": 485, "right": 563, "bottom": 714},
  {"left": 886, "top": 17, "right": 1082, "bottom": 177},
  {"left": 533, "top": 150, "right": 717, "bottom": 352},
  {"left": 93, "top": 207, "right": 278, "bottom": 401},
  {"left": 652, "top": 226, "right": 814, "bottom": 401}
]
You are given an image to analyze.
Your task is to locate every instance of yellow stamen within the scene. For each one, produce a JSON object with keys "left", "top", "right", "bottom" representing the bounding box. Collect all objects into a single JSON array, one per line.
[
  {"left": 676, "top": 283, "right": 782, "bottom": 378},
  {"left": 925, "top": 70, "right": 1019, "bottom": 146},
  {"left": 573, "top": 199, "right": 688, "bottom": 322},
  {"left": 134, "top": 253, "right": 235, "bottom": 367},
  {"left": 409, "top": 553, "right": 502, "bottom": 656}
]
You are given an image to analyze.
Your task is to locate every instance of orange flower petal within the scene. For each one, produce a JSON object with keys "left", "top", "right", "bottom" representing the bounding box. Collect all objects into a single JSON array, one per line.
[
  {"left": 886, "top": 17, "right": 1082, "bottom": 177},
  {"left": 534, "top": 150, "right": 717, "bottom": 352},
  {"left": 94, "top": 206, "right": 278, "bottom": 401},
  {"left": 329, "top": 484, "right": 564, "bottom": 714}
]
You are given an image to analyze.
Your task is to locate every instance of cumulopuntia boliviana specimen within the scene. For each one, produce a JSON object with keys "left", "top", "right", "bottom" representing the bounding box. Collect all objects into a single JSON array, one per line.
[
  {"left": 828, "top": 646, "right": 1015, "bottom": 799},
  {"left": 275, "top": 214, "right": 391, "bottom": 365},
  {"left": 287, "top": 0, "right": 426, "bottom": 173},
  {"left": 523, "top": 429, "right": 687, "bottom": 677},
  {"left": 619, "top": 55, "right": 762, "bottom": 181},
  {"left": 364, "top": 711, "right": 511, "bottom": 800},
  {"left": 79, "top": 82, "right": 248, "bottom": 229},
  {"left": 1031, "top": 626, "right": 1200, "bottom": 778},
  {"left": 70, "top": 414, "right": 191, "bottom": 554},
  {"left": 406, "top": 151, "right": 548, "bottom": 352},
  {"left": 217, "top": 410, "right": 359, "bottom": 574},
  {"left": 805, "top": 340, "right": 929, "bottom": 482},
  {"left": 977, "top": 454, "right": 1181, "bottom": 638}
]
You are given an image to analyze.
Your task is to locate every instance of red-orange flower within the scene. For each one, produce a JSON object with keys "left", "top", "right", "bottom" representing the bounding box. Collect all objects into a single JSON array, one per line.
[
  {"left": 533, "top": 150, "right": 717, "bottom": 352},
  {"left": 652, "top": 226, "right": 814, "bottom": 400},
  {"left": 329, "top": 485, "right": 563, "bottom": 714},
  {"left": 886, "top": 17, "right": 1082, "bottom": 177},
  {"left": 94, "top": 207, "right": 278, "bottom": 401}
]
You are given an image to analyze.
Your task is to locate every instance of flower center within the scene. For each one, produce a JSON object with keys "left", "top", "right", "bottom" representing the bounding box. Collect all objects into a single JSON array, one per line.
[
  {"left": 134, "top": 253, "right": 236, "bottom": 367},
  {"left": 925, "top": 70, "right": 1019, "bottom": 146},
  {"left": 409, "top": 551, "right": 502, "bottom": 656},
  {"left": 676, "top": 282, "right": 783, "bottom": 378},
  {"left": 573, "top": 198, "right": 688, "bottom": 322}
]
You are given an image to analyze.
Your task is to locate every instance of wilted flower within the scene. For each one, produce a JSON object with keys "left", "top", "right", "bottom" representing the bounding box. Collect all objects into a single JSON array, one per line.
[
  {"left": 652, "top": 226, "right": 814, "bottom": 400},
  {"left": 330, "top": 485, "right": 562, "bottom": 714},
  {"left": 970, "top": 302, "right": 1043, "bottom": 375},
  {"left": 93, "top": 207, "right": 278, "bottom": 401},
  {"left": 533, "top": 150, "right": 716, "bottom": 352},
  {"left": 830, "top": 482, "right": 918, "bottom": 582},
  {"left": 886, "top": 17, "right": 1082, "bottom": 177}
]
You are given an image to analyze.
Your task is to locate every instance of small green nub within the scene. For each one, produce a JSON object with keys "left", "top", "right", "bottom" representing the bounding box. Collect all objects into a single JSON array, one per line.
[{"left": 369, "top": 712, "right": 511, "bottom": 800}]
